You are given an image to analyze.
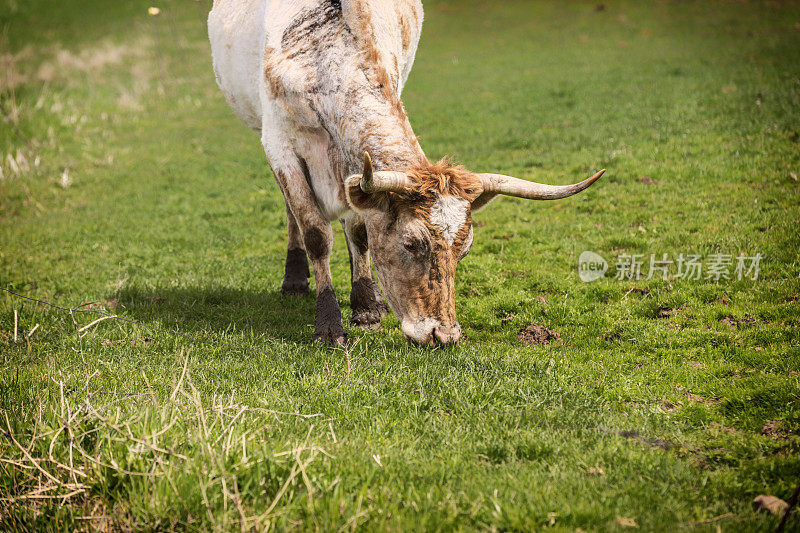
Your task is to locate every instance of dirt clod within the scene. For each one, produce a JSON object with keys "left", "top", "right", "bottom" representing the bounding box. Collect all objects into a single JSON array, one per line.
[
  {"left": 615, "top": 516, "right": 637, "bottom": 528},
  {"left": 636, "top": 176, "right": 659, "bottom": 185},
  {"left": 519, "top": 325, "right": 560, "bottom": 346},
  {"left": 753, "top": 495, "right": 788, "bottom": 515},
  {"left": 721, "top": 314, "right": 755, "bottom": 328},
  {"left": 760, "top": 420, "right": 788, "bottom": 438}
]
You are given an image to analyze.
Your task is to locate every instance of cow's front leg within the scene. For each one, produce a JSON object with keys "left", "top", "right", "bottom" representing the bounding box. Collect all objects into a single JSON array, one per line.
[
  {"left": 265, "top": 152, "right": 346, "bottom": 346},
  {"left": 281, "top": 198, "right": 310, "bottom": 296},
  {"left": 303, "top": 221, "right": 346, "bottom": 346},
  {"left": 341, "top": 214, "right": 389, "bottom": 330}
]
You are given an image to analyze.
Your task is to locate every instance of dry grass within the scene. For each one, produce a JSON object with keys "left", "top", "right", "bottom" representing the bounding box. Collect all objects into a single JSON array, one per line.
[{"left": 0, "top": 351, "right": 332, "bottom": 530}]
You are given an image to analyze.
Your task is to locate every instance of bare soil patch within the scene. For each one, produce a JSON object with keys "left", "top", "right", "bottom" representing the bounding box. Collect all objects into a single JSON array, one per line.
[{"left": 519, "top": 325, "right": 560, "bottom": 346}]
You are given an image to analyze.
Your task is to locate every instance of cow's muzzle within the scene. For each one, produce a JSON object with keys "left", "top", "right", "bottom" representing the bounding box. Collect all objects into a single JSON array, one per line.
[
  {"left": 433, "top": 324, "right": 461, "bottom": 345},
  {"left": 401, "top": 319, "right": 462, "bottom": 345}
]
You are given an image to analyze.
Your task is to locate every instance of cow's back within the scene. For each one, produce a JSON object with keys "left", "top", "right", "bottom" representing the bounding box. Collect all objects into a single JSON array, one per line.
[
  {"left": 208, "top": 0, "right": 269, "bottom": 131},
  {"left": 209, "top": 0, "right": 423, "bottom": 136}
]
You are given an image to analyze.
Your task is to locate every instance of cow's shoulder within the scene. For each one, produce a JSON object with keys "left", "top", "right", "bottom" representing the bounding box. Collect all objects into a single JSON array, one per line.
[
  {"left": 263, "top": 0, "right": 351, "bottom": 99},
  {"left": 341, "top": 0, "right": 423, "bottom": 93}
]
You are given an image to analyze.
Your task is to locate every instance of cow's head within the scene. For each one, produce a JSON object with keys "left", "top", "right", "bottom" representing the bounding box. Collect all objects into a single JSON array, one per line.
[{"left": 345, "top": 153, "right": 604, "bottom": 345}]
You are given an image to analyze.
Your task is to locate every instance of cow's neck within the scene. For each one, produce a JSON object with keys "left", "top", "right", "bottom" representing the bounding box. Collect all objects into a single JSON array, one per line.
[
  {"left": 360, "top": 114, "right": 426, "bottom": 172},
  {"left": 326, "top": 50, "right": 428, "bottom": 173},
  {"left": 329, "top": 93, "right": 427, "bottom": 174},
  {"left": 340, "top": 0, "right": 427, "bottom": 173}
]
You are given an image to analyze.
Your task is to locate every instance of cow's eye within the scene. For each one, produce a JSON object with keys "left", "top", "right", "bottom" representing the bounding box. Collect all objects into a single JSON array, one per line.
[{"left": 403, "top": 238, "right": 427, "bottom": 258}]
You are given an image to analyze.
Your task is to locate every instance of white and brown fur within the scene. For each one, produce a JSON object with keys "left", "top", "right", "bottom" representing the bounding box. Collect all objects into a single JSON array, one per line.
[{"left": 209, "top": 0, "right": 480, "bottom": 345}]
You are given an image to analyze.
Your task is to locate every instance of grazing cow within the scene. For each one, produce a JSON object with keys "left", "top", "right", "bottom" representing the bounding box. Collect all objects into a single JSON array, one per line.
[{"left": 208, "top": 0, "right": 603, "bottom": 346}]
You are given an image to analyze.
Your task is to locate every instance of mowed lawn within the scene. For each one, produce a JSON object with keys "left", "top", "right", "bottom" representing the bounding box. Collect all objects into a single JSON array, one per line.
[{"left": 2, "top": 0, "right": 800, "bottom": 530}]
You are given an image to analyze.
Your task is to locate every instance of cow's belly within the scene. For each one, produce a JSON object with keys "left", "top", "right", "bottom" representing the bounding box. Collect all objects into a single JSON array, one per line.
[{"left": 208, "top": 0, "right": 266, "bottom": 131}]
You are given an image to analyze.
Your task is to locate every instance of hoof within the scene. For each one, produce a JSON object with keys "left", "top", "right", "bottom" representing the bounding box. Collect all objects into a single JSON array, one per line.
[
  {"left": 350, "top": 307, "right": 387, "bottom": 330},
  {"left": 376, "top": 301, "right": 389, "bottom": 318},
  {"left": 314, "top": 288, "right": 346, "bottom": 347},
  {"left": 281, "top": 278, "right": 310, "bottom": 296},
  {"left": 313, "top": 328, "right": 348, "bottom": 347},
  {"left": 350, "top": 278, "right": 389, "bottom": 325}
]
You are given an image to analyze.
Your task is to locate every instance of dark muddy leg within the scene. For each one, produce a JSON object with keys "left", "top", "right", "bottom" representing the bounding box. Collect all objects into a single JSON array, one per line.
[
  {"left": 342, "top": 214, "right": 389, "bottom": 330},
  {"left": 264, "top": 142, "right": 346, "bottom": 346},
  {"left": 281, "top": 199, "right": 310, "bottom": 296}
]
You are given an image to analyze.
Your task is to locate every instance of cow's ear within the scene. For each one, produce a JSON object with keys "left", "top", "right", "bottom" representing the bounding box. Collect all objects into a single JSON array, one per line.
[
  {"left": 470, "top": 191, "right": 499, "bottom": 212},
  {"left": 345, "top": 175, "right": 391, "bottom": 213}
]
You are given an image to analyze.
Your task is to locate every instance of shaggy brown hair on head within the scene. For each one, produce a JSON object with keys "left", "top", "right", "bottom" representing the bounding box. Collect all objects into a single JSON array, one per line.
[
  {"left": 344, "top": 159, "right": 484, "bottom": 216},
  {"left": 405, "top": 159, "right": 483, "bottom": 202}
]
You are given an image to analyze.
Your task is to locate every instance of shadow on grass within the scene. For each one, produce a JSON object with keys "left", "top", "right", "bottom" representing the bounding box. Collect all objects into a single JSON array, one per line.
[{"left": 116, "top": 285, "right": 317, "bottom": 344}]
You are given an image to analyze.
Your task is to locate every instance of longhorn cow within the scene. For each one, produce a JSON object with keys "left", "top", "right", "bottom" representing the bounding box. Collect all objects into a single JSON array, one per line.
[{"left": 208, "top": 0, "right": 603, "bottom": 345}]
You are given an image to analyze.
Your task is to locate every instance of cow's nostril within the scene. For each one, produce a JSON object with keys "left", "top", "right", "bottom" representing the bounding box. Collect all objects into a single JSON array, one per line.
[{"left": 433, "top": 325, "right": 461, "bottom": 345}]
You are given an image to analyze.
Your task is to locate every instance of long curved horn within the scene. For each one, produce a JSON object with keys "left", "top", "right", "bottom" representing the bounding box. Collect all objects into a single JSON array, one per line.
[
  {"left": 359, "top": 152, "right": 413, "bottom": 194},
  {"left": 476, "top": 169, "right": 605, "bottom": 200}
]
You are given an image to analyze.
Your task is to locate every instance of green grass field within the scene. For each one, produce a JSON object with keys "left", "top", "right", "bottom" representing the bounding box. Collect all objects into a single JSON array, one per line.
[{"left": 2, "top": 0, "right": 800, "bottom": 530}]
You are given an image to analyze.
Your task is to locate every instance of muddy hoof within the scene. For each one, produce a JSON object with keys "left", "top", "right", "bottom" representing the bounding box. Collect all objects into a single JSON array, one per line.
[
  {"left": 377, "top": 301, "right": 389, "bottom": 318},
  {"left": 313, "top": 327, "right": 347, "bottom": 347},
  {"left": 350, "top": 278, "right": 389, "bottom": 326},
  {"left": 313, "top": 289, "right": 346, "bottom": 346},
  {"left": 281, "top": 278, "right": 310, "bottom": 296},
  {"left": 350, "top": 308, "right": 385, "bottom": 330}
]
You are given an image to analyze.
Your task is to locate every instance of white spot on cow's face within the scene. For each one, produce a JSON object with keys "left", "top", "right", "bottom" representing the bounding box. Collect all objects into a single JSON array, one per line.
[{"left": 429, "top": 195, "right": 468, "bottom": 244}]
